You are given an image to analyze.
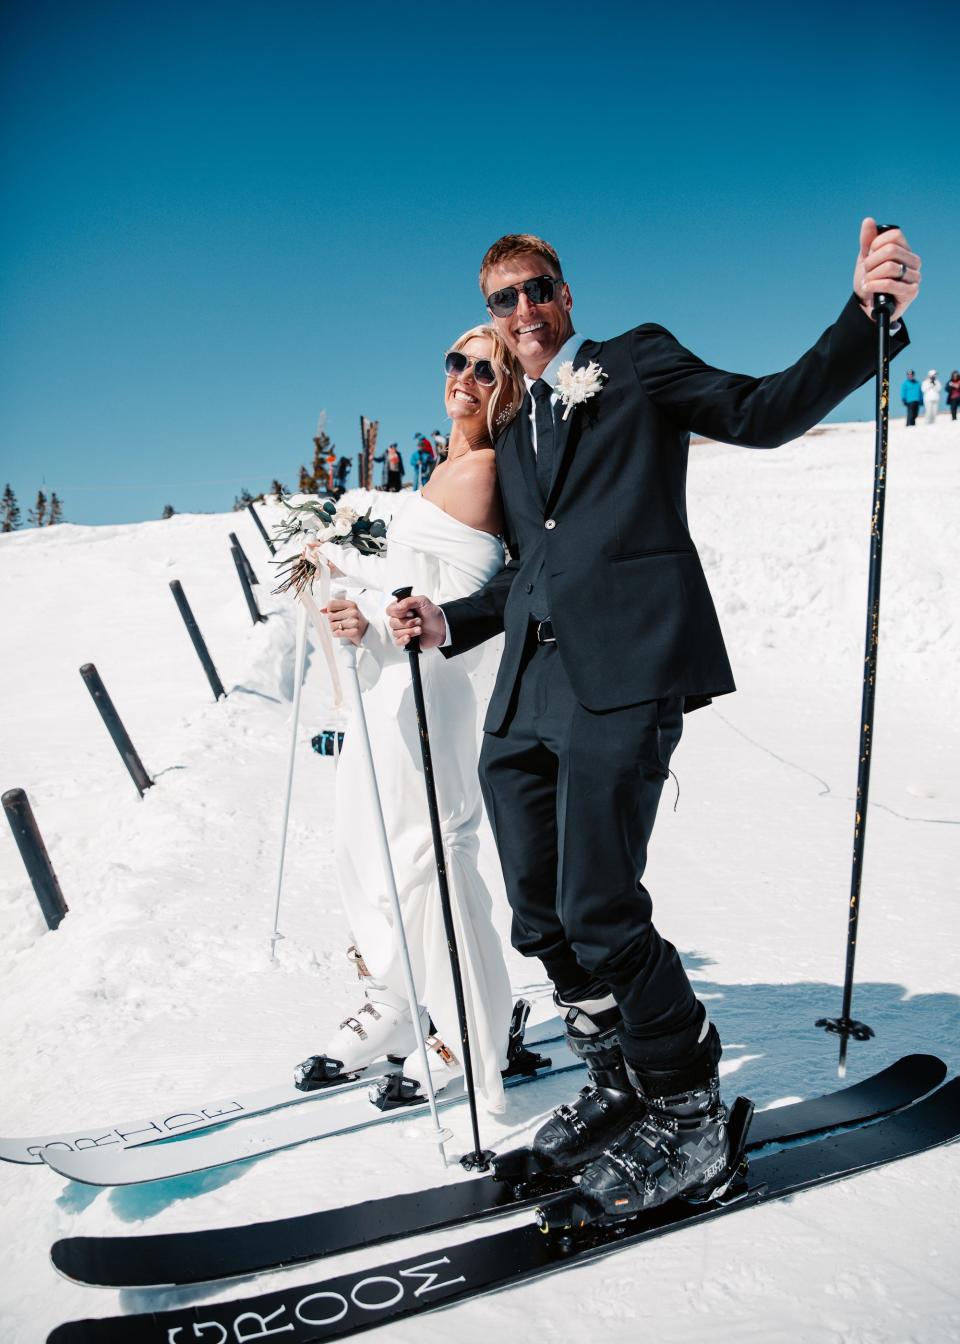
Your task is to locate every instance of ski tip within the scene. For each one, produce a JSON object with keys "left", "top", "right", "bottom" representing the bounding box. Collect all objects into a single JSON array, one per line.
[{"left": 50, "top": 1239, "right": 85, "bottom": 1285}]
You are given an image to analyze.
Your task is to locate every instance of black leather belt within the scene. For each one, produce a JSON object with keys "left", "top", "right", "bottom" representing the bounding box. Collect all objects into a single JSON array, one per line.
[{"left": 534, "top": 618, "right": 556, "bottom": 644}]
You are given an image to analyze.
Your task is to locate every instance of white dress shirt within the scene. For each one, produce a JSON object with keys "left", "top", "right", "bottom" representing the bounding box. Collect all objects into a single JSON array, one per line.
[{"left": 525, "top": 329, "right": 583, "bottom": 455}]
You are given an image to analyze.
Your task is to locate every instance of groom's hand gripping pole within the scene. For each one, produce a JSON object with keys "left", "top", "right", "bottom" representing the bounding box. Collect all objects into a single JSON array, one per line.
[
  {"left": 854, "top": 219, "right": 921, "bottom": 323},
  {"left": 386, "top": 592, "right": 447, "bottom": 650}
]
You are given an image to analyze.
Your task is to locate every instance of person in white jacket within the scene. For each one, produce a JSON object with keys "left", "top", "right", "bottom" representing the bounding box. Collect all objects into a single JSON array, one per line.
[{"left": 922, "top": 369, "right": 941, "bottom": 423}]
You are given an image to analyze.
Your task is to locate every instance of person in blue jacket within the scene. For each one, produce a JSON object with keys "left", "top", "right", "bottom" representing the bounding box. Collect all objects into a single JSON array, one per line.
[
  {"left": 410, "top": 433, "right": 436, "bottom": 486},
  {"left": 901, "top": 369, "right": 923, "bottom": 426}
]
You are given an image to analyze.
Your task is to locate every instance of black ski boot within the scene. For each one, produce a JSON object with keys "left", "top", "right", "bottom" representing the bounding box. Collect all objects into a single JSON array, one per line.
[
  {"left": 575, "top": 1058, "right": 730, "bottom": 1221},
  {"left": 531, "top": 995, "right": 643, "bottom": 1173}
]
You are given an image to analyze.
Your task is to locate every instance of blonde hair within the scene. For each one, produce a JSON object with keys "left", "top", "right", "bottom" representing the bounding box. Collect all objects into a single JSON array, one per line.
[{"left": 448, "top": 324, "right": 524, "bottom": 440}]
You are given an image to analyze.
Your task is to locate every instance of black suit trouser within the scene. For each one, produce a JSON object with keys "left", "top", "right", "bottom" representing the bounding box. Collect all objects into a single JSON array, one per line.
[{"left": 479, "top": 635, "right": 707, "bottom": 1071}]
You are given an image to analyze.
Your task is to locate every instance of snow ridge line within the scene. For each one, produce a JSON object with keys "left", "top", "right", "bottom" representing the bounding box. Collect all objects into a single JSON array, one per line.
[{"left": 711, "top": 706, "right": 959, "bottom": 827}]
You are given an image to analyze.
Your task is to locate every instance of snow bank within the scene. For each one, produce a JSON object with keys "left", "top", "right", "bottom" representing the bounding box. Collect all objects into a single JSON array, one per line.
[{"left": 1, "top": 418, "right": 957, "bottom": 1342}]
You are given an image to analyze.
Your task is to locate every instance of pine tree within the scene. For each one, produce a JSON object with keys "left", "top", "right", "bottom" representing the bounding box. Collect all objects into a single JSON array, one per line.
[
  {"left": 48, "top": 493, "right": 64, "bottom": 525},
  {"left": 233, "top": 487, "right": 254, "bottom": 512},
  {"left": 161, "top": 504, "right": 176, "bottom": 519},
  {"left": 28, "top": 489, "right": 47, "bottom": 527},
  {"left": 270, "top": 479, "right": 287, "bottom": 501},
  {"left": 1, "top": 484, "right": 20, "bottom": 532},
  {"left": 298, "top": 427, "right": 334, "bottom": 495}
]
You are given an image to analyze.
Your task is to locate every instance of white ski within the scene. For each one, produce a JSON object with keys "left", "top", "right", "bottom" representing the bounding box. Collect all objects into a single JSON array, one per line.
[
  {"left": 41, "top": 1035, "right": 578, "bottom": 1187},
  {"left": 3, "top": 1016, "right": 562, "bottom": 1167}
]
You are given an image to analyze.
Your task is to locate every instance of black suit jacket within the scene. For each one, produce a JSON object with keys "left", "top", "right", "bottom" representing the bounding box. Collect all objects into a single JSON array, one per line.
[{"left": 444, "top": 295, "right": 908, "bottom": 734}]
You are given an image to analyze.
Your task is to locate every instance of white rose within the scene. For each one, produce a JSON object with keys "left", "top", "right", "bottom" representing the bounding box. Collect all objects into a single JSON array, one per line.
[
  {"left": 336, "top": 506, "right": 359, "bottom": 525},
  {"left": 332, "top": 516, "right": 354, "bottom": 537}
]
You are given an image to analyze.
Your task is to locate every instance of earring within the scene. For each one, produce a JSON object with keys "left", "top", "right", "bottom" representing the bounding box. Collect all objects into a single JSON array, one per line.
[{"left": 495, "top": 402, "right": 516, "bottom": 429}]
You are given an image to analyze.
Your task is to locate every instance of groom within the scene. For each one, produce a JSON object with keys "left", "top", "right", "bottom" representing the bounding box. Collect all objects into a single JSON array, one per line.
[{"left": 388, "top": 223, "right": 920, "bottom": 1216}]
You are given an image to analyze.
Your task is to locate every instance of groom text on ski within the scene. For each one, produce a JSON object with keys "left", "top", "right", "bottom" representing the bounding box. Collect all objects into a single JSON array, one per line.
[{"left": 388, "top": 222, "right": 921, "bottom": 1220}]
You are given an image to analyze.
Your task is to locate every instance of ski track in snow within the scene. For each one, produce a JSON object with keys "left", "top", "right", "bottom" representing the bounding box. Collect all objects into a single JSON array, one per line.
[{"left": 1, "top": 418, "right": 958, "bottom": 1342}]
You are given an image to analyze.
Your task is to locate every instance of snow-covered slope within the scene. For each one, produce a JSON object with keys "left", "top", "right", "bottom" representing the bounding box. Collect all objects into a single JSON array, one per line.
[{"left": 1, "top": 418, "right": 958, "bottom": 1342}]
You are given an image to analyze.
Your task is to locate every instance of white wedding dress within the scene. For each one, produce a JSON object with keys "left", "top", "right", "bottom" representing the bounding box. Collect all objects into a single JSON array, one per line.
[{"left": 319, "top": 491, "right": 512, "bottom": 1112}]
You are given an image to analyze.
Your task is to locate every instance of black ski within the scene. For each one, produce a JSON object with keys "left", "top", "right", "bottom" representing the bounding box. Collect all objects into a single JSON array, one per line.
[
  {"left": 51, "top": 1052, "right": 944, "bottom": 1289},
  {"left": 46, "top": 1075, "right": 960, "bottom": 1344}
]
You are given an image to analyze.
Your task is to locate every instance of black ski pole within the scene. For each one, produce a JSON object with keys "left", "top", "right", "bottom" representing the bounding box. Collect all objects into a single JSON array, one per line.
[
  {"left": 817, "top": 223, "right": 898, "bottom": 1076},
  {"left": 392, "top": 586, "right": 492, "bottom": 1171}
]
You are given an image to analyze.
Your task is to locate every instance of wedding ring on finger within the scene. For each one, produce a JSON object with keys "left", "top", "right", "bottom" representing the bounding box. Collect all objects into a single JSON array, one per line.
[{"left": 897, "top": 261, "right": 907, "bottom": 281}]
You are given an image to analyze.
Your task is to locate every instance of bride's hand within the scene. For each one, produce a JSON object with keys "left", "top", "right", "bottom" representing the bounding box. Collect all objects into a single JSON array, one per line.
[
  {"left": 303, "top": 541, "right": 343, "bottom": 578},
  {"left": 325, "top": 596, "right": 367, "bottom": 646}
]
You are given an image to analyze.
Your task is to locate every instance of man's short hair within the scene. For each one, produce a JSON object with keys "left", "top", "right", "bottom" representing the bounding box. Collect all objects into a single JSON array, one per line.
[{"left": 479, "top": 234, "right": 563, "bottom": 295}]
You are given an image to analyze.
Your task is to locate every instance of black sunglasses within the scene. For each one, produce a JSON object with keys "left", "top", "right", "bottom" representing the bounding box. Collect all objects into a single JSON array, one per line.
[
  {"left": 444, "top": 350, "right": 498, "bottom": 386},
  {"left": 485, "top": 273, "right": 564, "bottom": 317}
]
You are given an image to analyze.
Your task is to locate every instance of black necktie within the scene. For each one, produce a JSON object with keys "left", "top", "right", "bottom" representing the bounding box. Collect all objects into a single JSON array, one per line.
[{"left": 532, "top": 378, "right": 555, "bottom": 500}]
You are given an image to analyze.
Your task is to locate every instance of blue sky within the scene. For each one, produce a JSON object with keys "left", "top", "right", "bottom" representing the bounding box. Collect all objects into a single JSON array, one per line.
[{"left": 2, "top": 0, "right": 956, "bottom": 526}]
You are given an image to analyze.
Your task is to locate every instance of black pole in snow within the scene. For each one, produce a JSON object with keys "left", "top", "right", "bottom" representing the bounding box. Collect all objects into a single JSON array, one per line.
[
  {"left": 392, "top": 585, "right": 491, "bottom": 1171},
  {"left": 229, "top": 532, "right": 258, "bottom": 586},
  {"left": 2, "top": 788, "right": 69, "bottom": 930},
  {"left": 246, "top": 501, "right": 276, "bottom": 555},
  {"left": 78, "top": 664, "right": 153, "bottom": 797},
  {"left": 817, "top": 224, "right": 898, "bottom": 1075},
  {"left": 232, "top": 545, "right": 266, "bottom": 625},
  {"left": 169, "top": 581, "right": 227, "bottom": 701}
]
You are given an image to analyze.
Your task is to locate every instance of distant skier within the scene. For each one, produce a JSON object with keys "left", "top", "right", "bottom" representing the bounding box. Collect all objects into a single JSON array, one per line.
[
  {"left": 411, "top": 431, "right": 436, "bottom": 485},
  {"left": 901, "top": 369, "right": 923, "bottom": 426},
  {"left": 922, "top": 369, "right": 941, "bottom": 424},
  {"left": 333, "top": 456, "right": 352, "bottom": 496},
  {"left": 947, "top": 370, "right": 960, "bottom": 422},
  {"left": 410, "top": 441, "right": 435, "bottom": 488},
  {"left": 374, "top": 443, "right": 405, "bottom": 491}
]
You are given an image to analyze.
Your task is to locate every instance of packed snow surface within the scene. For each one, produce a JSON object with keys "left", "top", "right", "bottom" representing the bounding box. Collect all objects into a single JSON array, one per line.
[{"left": 1, "top": 416, "right": 959, "bottom": 1342}]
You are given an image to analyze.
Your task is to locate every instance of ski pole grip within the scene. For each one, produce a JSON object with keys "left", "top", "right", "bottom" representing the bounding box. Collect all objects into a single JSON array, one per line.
[
  {"left": 392, "top": 585, "right": 420, "bottom": 654},
  {"left": 872, "top": 222, "right": 898, "bottom": 319}
]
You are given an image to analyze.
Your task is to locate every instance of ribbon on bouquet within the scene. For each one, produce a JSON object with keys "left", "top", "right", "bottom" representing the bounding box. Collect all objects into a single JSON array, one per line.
[
  {"left": 297, "top": 562, "right": 344, "bottom": 712},
  {"left": 270, "top": 560, "right": 345, "bottom": 960}
]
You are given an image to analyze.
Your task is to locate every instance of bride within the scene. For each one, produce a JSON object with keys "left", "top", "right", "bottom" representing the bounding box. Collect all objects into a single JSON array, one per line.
[{"left": 307, "top": 325, "right": 524, "bottom": 1111}]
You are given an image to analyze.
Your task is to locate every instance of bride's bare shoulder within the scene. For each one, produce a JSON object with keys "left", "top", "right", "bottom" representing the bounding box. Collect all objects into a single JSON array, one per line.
[{"left": 431, "top": 449, "right": 502, "bottom": 533}]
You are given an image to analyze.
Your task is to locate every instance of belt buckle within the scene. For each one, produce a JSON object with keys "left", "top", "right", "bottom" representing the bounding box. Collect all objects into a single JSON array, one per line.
[{"left": 536, "top": 620, "right": 556, "bottom": 645}]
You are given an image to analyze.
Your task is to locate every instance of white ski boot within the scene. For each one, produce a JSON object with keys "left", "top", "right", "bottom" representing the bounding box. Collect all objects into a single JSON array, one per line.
[
  {"left": 294, "top": 946, "right": 428, "bottom": 1090},
  {"left": 369, "top": 1032, "right": 464, "bottom": 1110},
  {"left": 402, "top": 1034, "right": 464, "bottom": 1098}
]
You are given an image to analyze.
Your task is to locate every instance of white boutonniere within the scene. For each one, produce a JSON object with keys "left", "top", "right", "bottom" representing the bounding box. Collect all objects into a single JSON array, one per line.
[{"left": 554, "top": 360, "right": 607, "bottom": 421}]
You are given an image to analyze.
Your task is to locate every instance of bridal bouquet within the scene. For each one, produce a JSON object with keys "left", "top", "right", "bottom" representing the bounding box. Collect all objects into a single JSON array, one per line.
[{"left": 272, "top": 497, "right": 386, "bottom": 597}]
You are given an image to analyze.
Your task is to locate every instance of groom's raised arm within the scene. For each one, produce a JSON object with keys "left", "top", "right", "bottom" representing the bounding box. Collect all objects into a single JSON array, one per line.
[
  {"left": 633, "top": 220, "right": 920, "bottom": 448},
  {"left": 631, "top": 292, "right": 910, "bottom": 450}
]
